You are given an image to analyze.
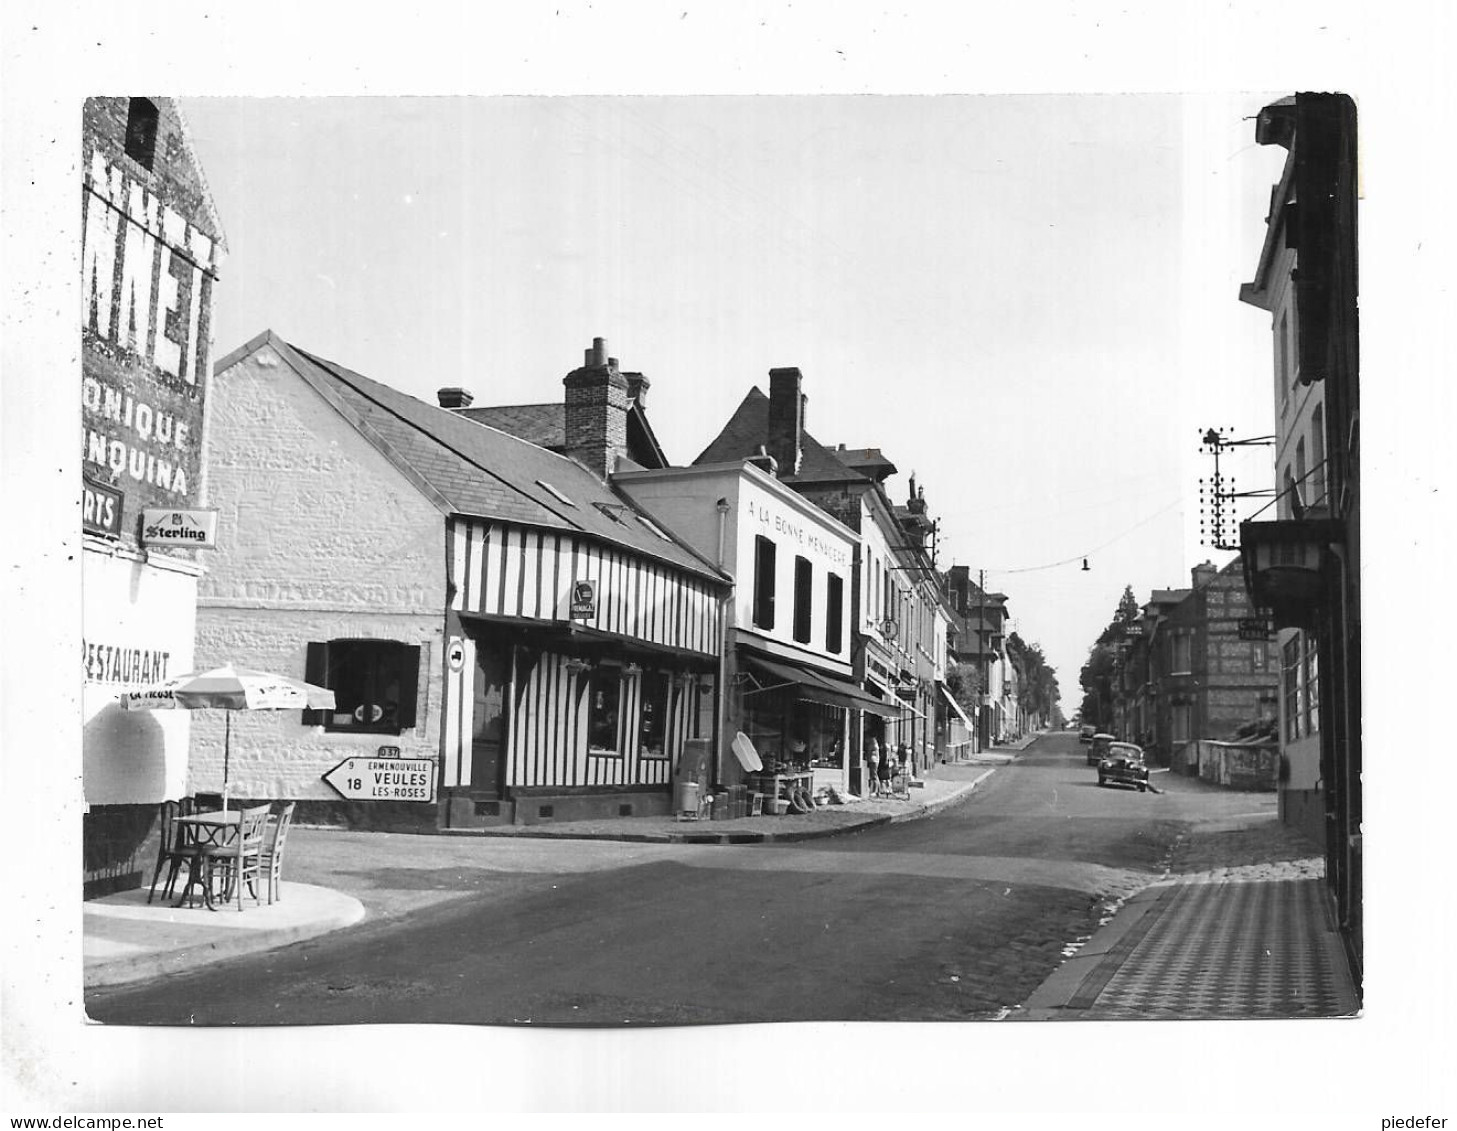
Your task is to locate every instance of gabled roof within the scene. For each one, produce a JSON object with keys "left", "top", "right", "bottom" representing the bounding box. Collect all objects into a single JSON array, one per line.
[
  {"left": 1147, "top": 588, "right": 1193, "bottom": 608},
  {"left": 693, "top": 387, "right": 871, "bottom": 485},
  {"left": 221, "top": 332, "right": 723, "bottom": 583}
]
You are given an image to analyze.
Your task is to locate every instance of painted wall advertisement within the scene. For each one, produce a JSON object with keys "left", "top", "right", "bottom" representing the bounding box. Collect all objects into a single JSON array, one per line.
[{"left": 81, "top": 136, "right": 218, "bottom": 543}]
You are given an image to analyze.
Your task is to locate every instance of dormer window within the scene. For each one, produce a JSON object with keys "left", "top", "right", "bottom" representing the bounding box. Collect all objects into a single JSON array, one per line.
[{"left": 124, "top": 98, "right": 160, "bottom": 171}]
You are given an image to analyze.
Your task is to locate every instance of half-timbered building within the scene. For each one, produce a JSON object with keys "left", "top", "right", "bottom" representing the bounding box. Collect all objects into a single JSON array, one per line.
[{"left": 196, "top": 333, "right": 727, "bottom": 830}]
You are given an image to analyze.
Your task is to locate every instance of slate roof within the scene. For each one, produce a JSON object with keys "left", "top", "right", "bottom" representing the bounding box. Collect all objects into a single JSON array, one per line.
[
  {"left": 693, "top": 387, "right": 872, "bottom": 485},
  {"left": 457, "top": 403, "right": 561, "bottom": 449},
  {"left": 459, "top": 400, "right": 669, "bottom": 468},
  {"left": 248, "top": 334, "right": 723, "bottom": 583}
]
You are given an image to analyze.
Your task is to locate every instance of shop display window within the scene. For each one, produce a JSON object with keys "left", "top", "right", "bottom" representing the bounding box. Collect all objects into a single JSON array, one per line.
[
  {"left": 587, "top": 668, "right": 622, "bottom": 752},
  {"left": 638, "top": 670, "right": 670, "bottom": 758},
  {"left": 304, "top": 639, "right": 420, "bottom": 734}
]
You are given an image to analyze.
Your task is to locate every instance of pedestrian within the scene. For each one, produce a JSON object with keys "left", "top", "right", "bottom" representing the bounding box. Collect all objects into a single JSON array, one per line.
[
  {"left": 864, "top": 737, "right": 880, "bottom": 797},
  {"left": 876, "top": 743, "right": 892, "bottom": 794}
]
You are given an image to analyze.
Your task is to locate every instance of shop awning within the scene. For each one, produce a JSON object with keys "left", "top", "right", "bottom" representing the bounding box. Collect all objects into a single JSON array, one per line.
[
  {"left": 740, "top": 650, "right": 902, "bottom": 717},
  {"left": 939, "top": 683, "right": 974, "bottom": 729}
]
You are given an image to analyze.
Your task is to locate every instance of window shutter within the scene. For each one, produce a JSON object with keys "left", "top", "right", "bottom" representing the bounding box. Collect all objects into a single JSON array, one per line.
[
  {"left": 303, "top": 641, "right": 329, "bottom": 726},
  {"left": 396, "top": 644, "right": 422, "bottom": 730}
]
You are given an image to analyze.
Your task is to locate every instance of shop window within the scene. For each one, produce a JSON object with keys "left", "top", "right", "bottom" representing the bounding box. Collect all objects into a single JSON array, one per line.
[
  {"left": 124, "top": 98, "right": 160, "bottom": 171},
  {"left": 587, "top": 669, "right": 621, "bottom": 752},
  {"left": 825, "top": 572, "right": 844, "bottom": 653},
  {"left": 638, "top": 670, "right": 671, "bottom": 758},
  {"left": 304, "top": 639, "right": 420, "bottom": 734},
  {"left": 793, "top": 556, "right": 813, "bottom": 643},
  {"left": 753, "top": 536, "right": 776, "bottom": 630}
]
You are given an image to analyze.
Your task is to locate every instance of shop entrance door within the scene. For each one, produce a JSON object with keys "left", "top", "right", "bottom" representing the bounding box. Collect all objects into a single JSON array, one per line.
[{"left": 470, "top": 638, "right": 511, "bottom": 797}]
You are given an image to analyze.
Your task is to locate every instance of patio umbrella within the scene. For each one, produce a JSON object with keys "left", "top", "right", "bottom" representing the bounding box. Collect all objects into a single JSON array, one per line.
[{"left": 120, "top": 664, "right": 336, "bottom": 810}]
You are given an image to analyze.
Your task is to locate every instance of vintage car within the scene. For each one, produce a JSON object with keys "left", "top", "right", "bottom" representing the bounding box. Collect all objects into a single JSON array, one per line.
[
  {"left": 1078, "top": 725, "right": 1096, "bottom": 745},
  {"left": 1086, "top": 732, "right": 1114, "bottom": 766},
  {"left": 1098, "top": 742, "right": 1150, "bottom": 791}
]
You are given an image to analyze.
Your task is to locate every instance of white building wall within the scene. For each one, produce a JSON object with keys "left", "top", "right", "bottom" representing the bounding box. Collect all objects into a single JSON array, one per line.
[
  {"left": 193, "top": 341, "right": 446, "bottom": 800},
  {"left": 82, "top": 545, "right": 199, "bottom": 804}
]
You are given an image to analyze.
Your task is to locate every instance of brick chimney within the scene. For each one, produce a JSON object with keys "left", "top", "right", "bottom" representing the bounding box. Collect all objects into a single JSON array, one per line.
[
  {"left": 563, "top": 337, "right": 630, "bottom": 479},
  {"left": 1191, "top": 561, "right": 1218, "bottom": 590},
  {"left": 437, "top": 387, "right": 474, "bottom": 409},
  {"left": 767, "top": 367, "right": 804, "bottom": 477}
]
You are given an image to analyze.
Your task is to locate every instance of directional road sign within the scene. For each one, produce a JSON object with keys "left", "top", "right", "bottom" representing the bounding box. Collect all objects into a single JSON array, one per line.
[{"left": 323, "top": 756, "right": 435, "bottom": 802}]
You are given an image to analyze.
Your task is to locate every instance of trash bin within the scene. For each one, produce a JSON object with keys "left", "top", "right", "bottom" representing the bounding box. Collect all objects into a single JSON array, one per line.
[{"left": 674, "top": 781, "right": 699, "bottom": 815}]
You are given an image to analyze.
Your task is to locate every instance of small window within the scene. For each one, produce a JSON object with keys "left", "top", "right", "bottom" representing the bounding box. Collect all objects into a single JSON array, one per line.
[
  {"left": 1172, "top": 631, "right": 1192, "bottom": 674},
  {"left": 825, "top": 572, "right": 844, "bottom": 653},
  {"left": 587, "top": 669, "right": 621, "bottom": 751},
  {"left": 124, "top": 98, "right": 160, "bottom": 171},
  {"left": 1310, "top": 404, "right": 1327, "bottom": 506},
  {"left": 536, "top": 480, "right": 576, "bottom": 507},
  {"left": 753, "top": 536, "right": 776, "bottom": 630},
  {"left": 637, "top": 670, "right": 671, "bottom": 758},
  {"left": 305, "top": 639, "right": 420, "bottom": 734},
  {"left": 593, "top": 501, "right": 625, "bottom": 524},
  {"left": 793, "top": 556, "right": 813, "bottom": 643}
]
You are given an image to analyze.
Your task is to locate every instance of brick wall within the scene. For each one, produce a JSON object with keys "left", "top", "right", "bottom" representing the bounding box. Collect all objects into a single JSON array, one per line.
[{"left": 193, "top": 342, "right": 447, "bottom": 802}]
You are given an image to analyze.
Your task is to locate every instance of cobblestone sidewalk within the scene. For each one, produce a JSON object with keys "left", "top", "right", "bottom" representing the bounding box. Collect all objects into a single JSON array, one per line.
[{"left": 1014, "top": 798, "right": 1360, "bottom": 1020}]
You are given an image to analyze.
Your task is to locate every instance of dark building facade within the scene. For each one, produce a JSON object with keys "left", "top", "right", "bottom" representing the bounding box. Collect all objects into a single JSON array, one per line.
[{"left": 1237, "top": 93, "right": 1362, "bottom": 987}]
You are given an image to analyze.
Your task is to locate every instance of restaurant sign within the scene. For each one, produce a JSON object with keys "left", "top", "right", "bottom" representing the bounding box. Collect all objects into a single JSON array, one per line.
[
  {"left": 140, "top": 508, "right": 219, "bottom": 548},
  {"left": 324, "top": 756, "right": 435, "bottom": 803},
  {"left": 1238, "top": 617, "right": 1274, "bottom": 641}
]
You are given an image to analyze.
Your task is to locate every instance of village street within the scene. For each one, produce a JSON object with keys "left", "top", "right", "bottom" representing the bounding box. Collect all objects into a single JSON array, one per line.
[{"left": 85, "top": 732, "right": 1317, "bottom": 1026}]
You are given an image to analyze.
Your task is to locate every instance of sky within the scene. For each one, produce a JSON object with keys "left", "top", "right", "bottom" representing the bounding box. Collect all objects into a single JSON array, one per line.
[{"left": 182, "top": 92, "right": 1290, "bottom": 708}]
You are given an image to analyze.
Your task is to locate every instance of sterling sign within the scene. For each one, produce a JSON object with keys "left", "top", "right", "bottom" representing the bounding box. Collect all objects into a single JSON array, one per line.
[{"left": 140, "top": 508, "right": 218, "bottom": 548}]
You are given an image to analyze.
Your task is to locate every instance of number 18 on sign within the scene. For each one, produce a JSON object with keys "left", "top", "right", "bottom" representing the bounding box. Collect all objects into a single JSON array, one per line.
[{"left": 324, "top": 757, "right": 435, "bottom": 802}]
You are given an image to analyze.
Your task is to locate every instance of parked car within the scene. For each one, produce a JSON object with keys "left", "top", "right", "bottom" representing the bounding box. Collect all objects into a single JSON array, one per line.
[
  {"left": 1079, "top": 725, "right": 1095, "bottom": 744},
  {"left": 1086, "top": 732, "right": 1114, "bottom": 765},
  {"left": 1098, "top": 742, "right": 1150, "bottom": 791}
]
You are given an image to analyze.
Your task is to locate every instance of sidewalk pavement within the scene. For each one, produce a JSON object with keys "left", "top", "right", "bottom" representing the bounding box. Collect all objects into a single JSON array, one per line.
[
  {"left": 1012, "top": 810, "right": 1361, "bottom": 1020},
  {"left": 84, "top": 736, "right": 1036, "bottom": 990}
]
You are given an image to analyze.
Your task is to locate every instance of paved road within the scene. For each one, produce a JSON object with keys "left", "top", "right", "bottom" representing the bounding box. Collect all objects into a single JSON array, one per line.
[{"left": 86, "top": 732, "right": 1287, "bottom": 1026}]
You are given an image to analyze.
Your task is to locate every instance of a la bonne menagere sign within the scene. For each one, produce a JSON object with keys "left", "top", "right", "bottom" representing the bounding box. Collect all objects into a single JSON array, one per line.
[
  {"left": 81, "top": 144, "right": 219, "bottom": 520},
  {"left": 742, "top": 494, "right": 850, "bottom": 569}
]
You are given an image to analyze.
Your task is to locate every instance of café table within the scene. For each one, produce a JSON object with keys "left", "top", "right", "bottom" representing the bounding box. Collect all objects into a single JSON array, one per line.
[{"left": 172, "top": 810, "right": 241, "bottom": 910}]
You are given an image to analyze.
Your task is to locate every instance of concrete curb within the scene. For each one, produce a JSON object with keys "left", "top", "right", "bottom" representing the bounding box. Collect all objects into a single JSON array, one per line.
[
  {"left": 455, "top": 761, "right": 1006, "bottom": 846},
  {"left": 83, "top": 883, "right": 367, "bottom": 990},
  {"left": 1011, "top": 881, "right": 1178, "bottom": 1021}
]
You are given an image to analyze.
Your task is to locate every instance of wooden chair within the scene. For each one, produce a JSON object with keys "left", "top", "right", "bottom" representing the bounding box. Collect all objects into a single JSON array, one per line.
[
  {"left": 261, "top": 802, "right": 297, "bottom": 905},
  {"left": 200, "top": 803, "right": 272, "bottom": 911},
  {"left": 146, "top": 799, "right": 201, "bottom": 905},
  {"left": 192, "top": 792, "right": 224, "bottom": 812}
]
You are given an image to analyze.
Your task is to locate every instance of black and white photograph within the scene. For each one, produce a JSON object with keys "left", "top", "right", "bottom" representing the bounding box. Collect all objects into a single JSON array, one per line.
[{"left": 3, "top": 0, "right": 1453, "bottom": 1121}]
